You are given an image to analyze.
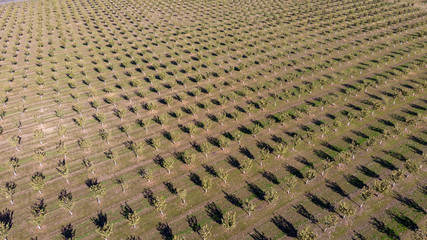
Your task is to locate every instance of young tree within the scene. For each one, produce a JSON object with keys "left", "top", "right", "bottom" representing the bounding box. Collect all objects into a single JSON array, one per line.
[
  {"left": 86, "top": 178, "right": 105, "bottom": 204},
  {"left": 56, "top": 159, "right": 69, "bottom": 184},
  {"left": 30, "top": 198, "right": 47, "bottom": 229},
  {"left": 121, "top": 203, "right": 140, "bottom": 228},
  {"left": 153, "top": 196, "right": 167, "bottom": 215},
  {"left": 7, "top": 157, "right": 19, "bottom": 176},
  {"left": 297, "top": 226, "right": 317, "bottom": 240},
  {"left": 9, "top": 135, "right": 21, "bottom": 152},
  {"left": 92, "top": 211, "right": 113, "bottom": 240},
  {"left": 359, "top": 186, "right": 373, "bottom": 208},
  {"left": 389, "top": 169, "right": 404, "bottom": 187},
  {"left": 337, "top": 201, "right": 355, "bottom": 219},
  {"left": 200, "top": 142, "right": 212, "bottom": 158},
  {"left": 373, "top": 179, "right": 391, "bottom": 195},
  {"left": 217, "top": 168, "right": 229, "bottom": 184},
  {"left": 77, "top": 138, "right": 92, "bottom": 151},
  {"left": 58, "top": 189, "right": 74, "bottom": 216},
  {"left": 285, "top": 175, "right": 297, "bottom": 194},
  {"left": 99, "top": 129, "right": 111, "bottom": 144},
  {"left": 405, "top": 159, "right": 420, "bottom": 174},
  {"left": 30, "top": 172, "right": 46, "bottom": 194},
  {"left": 33, "top": 147, "right": 46, "bottom": 167},
  {"left": 139, "top": 167, "right": 153, "bottom": 182},
  {"left": 0, "top": 208, "right": 13, "bottom": 240},
  {"left": 162, "top": 157, "right": 175, "bottom": 174},
  {"left": 82, "top": 158, "right": 95, "bottom": 174},
  {"left": 221, "top": 211, "right": 236, "bottom": 229},
  {"left": 274, "top": 143, "right": 288, "bottom": 158},
  {"left": 304, "top": 168, "right": 317, "bottom": 184},
  {"left": 115, "top": 177, "right": 127, "bottom": 193},
  {"left": 177, "top": 188, "right": 187, "bottom": 204},
  {"left": 201, "top": 177, "right": 213, "bottom": 193},
  {"left": 1, "top": 182, "right": 16, "bottom": 205},
  {"left": 265, "top": 187, "right": 279, "bottom": 204},
  {"left": 243, "top": 198, "right": 255, "bottom": 216},
  {"left": 199, "top": 224, "right": 212, "bottom": 240},
  {"left": 259, "top": 148, "right": 270, "bottom": 166},
  {"left": 322, "top": 214, "right": 338, "bottom": 232},
  {"left": 241, "top": 158, "right": 253, "bottom": 175},
  {"left": 105, "top": 149, "right": 118, "bottom": 166}
]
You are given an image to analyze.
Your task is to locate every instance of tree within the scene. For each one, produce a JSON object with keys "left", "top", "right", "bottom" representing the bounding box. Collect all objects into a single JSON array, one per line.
[
  {"left": 389, "top": 169, "right": 404, "bottom": 186},
  {"left": 405, "top": 159, "right": 420, "bottom": 174},
  {"left": 86, "top": 178, "right": 105, "bottom": 204},
  {"left": 0, "top": 208, "right": 13, "bottom": 240},
  {"left": 30, "top": 198, "right": 47, "bottom": 229},
  {"left": 7, "top": 157, "right": 19, "bottom": 176},
  {"left": 259, "top": 148, "right": 270, "bottom": 166},
  {"left": 320, "top": 160, "right": 332, "bottom": 176},
  {"left": 217, "top": 168, "right": 229, "bottom": 184},
  {"left": 337, "top": 201, "right": 355, "bottom": 219},
  {"left": 128, "top": 141, "right": 143, "bottom": 158},
  {"left": 285, "top": 175, "right": 297, "bottom": 194},
  {"left": 322, "top": 214, "right": 337, "bottom": 232},
  {"left": 105, "top": 148, "right": 118, "bottom": 166},
  {"left": 243, "top": 198, "right": 255, "bottom": 216},
  {"left": 30, "top": 172, "right": 46, "bottom": 194},
  {"left": 274, "top": 143, "right": 287, "bottom": 158},
  {"left": 139, "top": 167, "right": 153, "bottom": 182},
  {"left": 57, "top": 125, "right": 67, "bottom": 138},
  {"left": 58, "top": 189, "right": 74, "bottom": 215},
  {"left": 162, "top": 157, "right": 175, "bottom": 174},
  {"left": 200, "top": 142, "right": 212, "bottom": 158},
  {"left": 1, "top": 182, "right": 16, "bottom": 204},
  {"left": 33, "top": 147, "right": 46, "bottom": 167},
  {"left": 201, "top": 177, "right": 212, "bottom": 193},
  {"left": 92, "top": 211, "right": 113, "bottom": 240},
  {"left": 56, "top": 159, "right": 70, "bottom": 184},
  {"left": 217, "top": 136, "right": 229, "bottom": 151},
  {"left": 8, "top": 135, "right": 21, "bottom": 151},
  {"left": 177, "top": 188, "right": 187, "bottom": 204},
  {"left": 297, "top": 226, "right": 317, "bottom": 240},
  {"left": 82, "top": 158, "right": 95, "bottom": 174},
  {"left": 33, "top": 129, "right": 45, "bottom": 144},
  {"left": 121, "top": 203, "right": 140, "bottom": 228},
  {"left": 153, "top": 196, "right": 167, "bottom": 215},
  {"left": 221, "top": 211, "right": 236, "bottom": 229},
  {"left": 265, "top": 187, "right": 279, "bottom": 204},
  {"left": 115, "top": 177, "right": 127, "bottom": 193},
  {"left": 241, "top": 158, "right": 253, "bottom": 175},
  {"left": 199, "top": 224, "right": 212, "bottom": 240},
  {"left": 99, "top": 129, "right": 111, "bottom": 144},
  {"left": 304, "top": 168, "right": 317, "bottom": 184},
  {"left": 181, "top": 151, "right": 195, "bottom": 165},
  {"left": 234, "top": 131, "right": 243, "bottom": 144},
  {"left": 57, "top": 140, "right": 68, "bottom": 160},
  {"left": 359, "top": 186, "right": 373, "bottom": 208},
  {"left": 373, "top": 179, "right": 391, "bottom": 195}
]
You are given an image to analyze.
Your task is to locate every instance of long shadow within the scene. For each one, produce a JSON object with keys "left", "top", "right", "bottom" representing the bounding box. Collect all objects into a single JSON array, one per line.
[
  {"left": 189, "top": 172, "right": 202, "bottom": 186},
  {"left": 284, "top": 165, "right": 304, "bottom": 179},
  {"left": 271, "top": 215, "right": 297, "bottom": 238},
  {"left": 239, "top": 146, "right": 255, "bottom": 159},
  {"left": 384, "top": 151, "right": 407, "bottom": 161},
  {"left": 142, "top": 188, "right": 155, "bottom": 206},
  {"left": 313, "top": 149, "right": 334, "bottom": 162},
  {"left": 352, "top": 231, "right": 367, "bottom": 240},
  {"left": 250, "top": 229, "right": 272, "bottom": 240},
  {"left": 344, "top": 174, "right": 366, "bottom": 189},
  {"left": 186, "top": 214, "right": 201, "bottom": 233},
  {"left": 226, "top": 155, "right": 241, "bottom": 170},
  {"left": 294, "top": 204, "right": 317, "bottom": 224},
  {"left": 320, "top": 141, "right": 342, "bottom": 153},
  {"left": 386, "top": 210, "right": 419, "bottom": 231},
  {"left": 325, "top": 180, "right": 349, "bottom": 198},
  {"left": 91, "top": 211, "right": 108, "bottom": 229},
  {"left": 223, "top": 191, "right": 243, "bottom": 208},
  {"left": 156, "top": 222, "right": 174, "bottom": 240},
  {"left": 409, "top": 135, "right": 427, "bottom": 146},
  {"left": 372, "top": 156, "right": 397, "bottom": 171},
  {"left": 163, "top": 182, "right": 177, "bottom": 195},
  {"left": 305, "top": 192, "right": 335, "bottom": 212},
  {"left": 246, "top": 181, "right": 265, "bottom": 200},
  {"left": 295, "top": 155, "right": 314, "bottom": 168},
  {"left": 357, "top": 165, "right": 380, "bottom": 179},
  {"left": 261, "top": 170, "right": 280, "bottom": 185},
  {"left": 392, "top": 192, "right": 426, "bottom": 214},
  {"left": 205, "top": 202, "right": 223, "bottom": 224},
  {"left": 61, "top": 223, "right": 75, "bottom": 240},
  {"left": 370, "top": 217, "right": 400, "bottom": 240}
]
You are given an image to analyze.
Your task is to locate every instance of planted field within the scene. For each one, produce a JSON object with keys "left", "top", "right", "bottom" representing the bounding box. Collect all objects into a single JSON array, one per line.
[{"left": 0, "top": 0, "right": 426, "bottom": 239}]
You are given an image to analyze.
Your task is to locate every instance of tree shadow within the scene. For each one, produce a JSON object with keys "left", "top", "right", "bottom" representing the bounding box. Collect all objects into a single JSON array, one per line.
[
  {"left": 344, "top": 174, "right": 366, "bottom": 189},
  {"left": 392, "top": 191, "right": 426, "bottom": 214},
  {"left": 91, "top": 211, "right": 108, "bottom": 229},
  {"left": 325, "top": 180, "right": 349, "bottom": 198},
  {"left": 61, "top": 223, "right": 75, "bottom": 240},
  {"left": 156, "top": 222, "right": 174, "bottom": 240},
  {"left": 357, "top": 165, "right": 380, "bottom": 179},
  {"left": 305, "top": 192, "right": 335, "bottom": 212},
  {"left": 384, "top": 151, "right": 407, "bottom": 162},
  {"left": 0, "top": 209, "right": 13, "bottom": 233},
  {"left": 202, "top": 164, "right": 217, "bottom": 177},
  {"left": 226, "top": 155, "right": 241, "bottom": 170},
  {"left": 271, "top": 215, "right": 297, "bottom": 238},
  {"left": 163, "top": 181, "right": 177, "bottom": 195},
  {"left": 186, "top": 214, "right": 201, "bottom": 233},
  {"left": 189, "top": 172, "right": 202, "bottom": 187},
  {"left": 370, "top": 217, "right": 400, "bottom": 240},
  {"left": 250, "top": 229, "right": 272, "bottom": 240},
  {"left": 294, "top": 204, "right": 317, "bottom": 224},
  {"left": 142, "top": 188, "right": 155, "bottom": 206},
  {"left": 223, "top": 190, "right": 243, "bottom": 208},
  {"left": 386, "top": 210, "right": 419, "bottom": 231},
  {"left": 239, "top": 146, "right": 255, "bottom": 159},
  {"left": 205, "top": 202, "right": 223, "bottom": 224},
  {"left": 351, "top": 230, "right": 367, "bottom": 240},
  {"left": 261, "top": 170, "right": 280, "bottom": 185},
  {"left": 246, "top": 181, "right": 265, "bottom": 200},
  {"left": 372, "top": 156, "right": 397, "bottom": 171},
  {"left": 284, "top": 165, "right": 304, "bottom": 179},
  {"left": 313, "top": 149, "right": 334, "bottom": 162},
  {"left": 320, "top": 141, "right": 342, "bottom": 153},
  {"left": 295, "top": 155, "right": 313, "bottom": 168}
]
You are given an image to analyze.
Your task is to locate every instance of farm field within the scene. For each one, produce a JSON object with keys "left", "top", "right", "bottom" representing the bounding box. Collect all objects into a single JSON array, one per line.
[{"left": 0, "top": 0, "right": 426, "bottom": 239}]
